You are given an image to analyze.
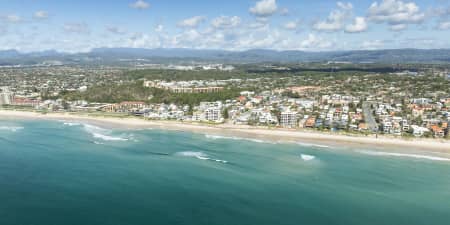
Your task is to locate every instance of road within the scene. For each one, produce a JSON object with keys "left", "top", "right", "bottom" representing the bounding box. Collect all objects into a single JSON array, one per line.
[{"left": 362, "top": 101, "right": 378, "bottom": 132}]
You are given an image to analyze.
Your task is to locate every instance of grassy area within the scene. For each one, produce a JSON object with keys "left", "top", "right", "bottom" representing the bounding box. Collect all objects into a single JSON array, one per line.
[{"left": 60, "top": 81, "right": 242, "bottom": 106}]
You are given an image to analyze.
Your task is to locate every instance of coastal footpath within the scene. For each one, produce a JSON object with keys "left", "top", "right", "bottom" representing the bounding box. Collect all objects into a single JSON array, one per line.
[{"left": 1, "top": 110, "right": 450, "bottom": 153}]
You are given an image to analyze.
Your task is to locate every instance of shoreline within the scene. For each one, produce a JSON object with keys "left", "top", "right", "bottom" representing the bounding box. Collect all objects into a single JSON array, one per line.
[{"left": 1, "top": 110, "right": 450, "bottom": 154}]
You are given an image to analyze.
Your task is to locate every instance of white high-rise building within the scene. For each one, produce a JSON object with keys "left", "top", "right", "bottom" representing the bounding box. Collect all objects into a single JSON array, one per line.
[
  {"left": 0, "top": 87, "right": 13, "bottom": 105},
  {"left": 205, "top": 108, "right": 222, "bottom": 122},
  {"left": 280, "top": 111, "right": 298, "bottom": 128}
]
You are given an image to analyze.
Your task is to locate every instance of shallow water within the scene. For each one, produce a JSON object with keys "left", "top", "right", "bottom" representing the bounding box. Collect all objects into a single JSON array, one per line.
[{"left": 1, "top": 119, "right": 450, "bottom": 225}]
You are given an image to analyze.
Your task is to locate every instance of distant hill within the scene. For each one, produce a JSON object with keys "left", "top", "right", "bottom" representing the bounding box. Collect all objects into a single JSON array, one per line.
[
  {"left": 1, "top": 48, "right": 450, "bottom": 66},
  {"left": 0, "top": 50, "right": 21, "bottom": 59}
]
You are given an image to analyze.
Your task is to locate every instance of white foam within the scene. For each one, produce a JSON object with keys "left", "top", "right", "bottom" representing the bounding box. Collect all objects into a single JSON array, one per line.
[
  {"left": 92, "top": 132, "right": 129, "bottom": 141},
  {"left": 175, "top": 151, "right": 228, "bottom": 164},
  {"left": 213, "top": 159, "right": 228, "bottom": 163},
  {"left": 358, "top": 150, "right": 450, "bottom": 162},
  {"left": 83, "top": 124, "right": 130, "bottom": 142},
  {"left": 297, "top": 142, "right": 329, "bottom": 148},
  {"left": 63, "top": 122, "right": 81, "bottom": 127},
  {"left": 176, "top": 151, "right": 208, "bottom": 158},
  {"left": 205, "top": 134, "right": 273, "bottom": 144},
  {"left": 0, "top": 126, "right": 24, "bottom": 132},
  {"left": 301, "top": 154, "right": 316, "bottom": 161}
]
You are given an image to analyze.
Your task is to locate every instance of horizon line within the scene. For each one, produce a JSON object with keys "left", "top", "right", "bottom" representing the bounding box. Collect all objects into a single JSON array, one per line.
[{"left": 2, "top": 47, "right": 450, "bottom": 55}]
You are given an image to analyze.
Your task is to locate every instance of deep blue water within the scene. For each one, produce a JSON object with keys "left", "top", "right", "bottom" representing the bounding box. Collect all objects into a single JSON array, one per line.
[{"left": 1, "top": 119, "right": 450, "bottom": 225}]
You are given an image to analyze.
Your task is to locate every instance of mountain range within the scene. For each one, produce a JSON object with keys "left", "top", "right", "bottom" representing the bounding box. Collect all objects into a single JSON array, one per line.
[{"left": 1, "top": 48, "right": 450, "bottom": 66}]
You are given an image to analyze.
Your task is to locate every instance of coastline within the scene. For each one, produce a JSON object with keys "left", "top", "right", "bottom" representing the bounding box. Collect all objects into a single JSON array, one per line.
[{"left": 1, "top": 110, "right": 450, "bottom": 154}]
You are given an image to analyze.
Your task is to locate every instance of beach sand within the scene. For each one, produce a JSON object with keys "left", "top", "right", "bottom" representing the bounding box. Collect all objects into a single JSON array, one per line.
[{"left": 1, "top": 110, "right": 450, "bottom": 154}]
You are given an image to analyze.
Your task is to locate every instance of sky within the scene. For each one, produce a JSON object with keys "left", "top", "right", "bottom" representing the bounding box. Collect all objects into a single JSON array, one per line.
[{"left": 1, "top": 0, "right": 450, "bottom": 53}]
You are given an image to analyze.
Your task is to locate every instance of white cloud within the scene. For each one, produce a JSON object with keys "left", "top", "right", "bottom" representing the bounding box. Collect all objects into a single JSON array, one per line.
[
  {"left": 433, "top": 6, "right": 450, "bottom": 30},
  {"left": 361, "top": 40, "right": 384, "bottom": 49},
  {"left": 300, "top": 34, "right": 333, "bottom": 49},
  {"left": 130, "top": 0, "right": 150, "bottom": 10},
  {"left": 250, "top": 0, "right": 278, "bottom": 17},
  {"left": 155, "top": 24, "right": 164, "bottom": 32},
  {"left": 401, "top": 38, "right": 435, "bottom": 46},
  {"left": 255, "top": 17, "right": 270, "bottom": 24},
  {"left": 437, "top": 21, "right": 450, "bottom": 30},
  {"left": 3, "top": 14, "right": 22, "bottom": 23},
  {"left": 169, "top": 29, "right": 205, "bottom": 48},
  {"left": 177, "top": 16, "right": 206, "bottom": 28},
  {"left": 34, "top": 11, "right": 49, "bottom": 19},
  {"left": 0, "top": 25, "right": 6, "bottom": 34},
  {"left": 279, "top": 8, "right": 289, "bottom": 16},
  {"left": 345, "top": 17, "right": 368, "bottom": 33},
  {"left": 433, "top": 6, "right": 450, "bottom": 16},
  {"left": 283, "top": 21, "right": 299, "bottom": 30},
  {"left": 63, "top": 23, "right": 90, "bottom": 34},
  {"left": 248, "top": 20, "right": 269, "bottom": 29},
  {"left": 389, "top": 23, "right": 407, "bottom": 31},
  {"left": 337, "top": 2, "right": 353, "bottom": 11},
  {"left": 234, "top": 31, "right": 280, "bottom": 50},
  {"left": 127, "top": 33, "right": 162, "bottom": 48},
  {"left": 313, "top": 2, "right": 353, "bottom": 32},
  {"left": 368, "top": 0, "right": 425, "bottom": 25},
  {"left": 106, "top": 26, "right": 126, "bottom": 35},
  {"left": 211, "top": 16, "right": 241, "bottom": 29}
]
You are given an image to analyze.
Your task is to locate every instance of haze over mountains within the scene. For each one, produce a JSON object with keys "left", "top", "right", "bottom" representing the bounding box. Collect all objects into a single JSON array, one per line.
[{"left": 1, "top": 48, "right": 450, "bottom": 66}]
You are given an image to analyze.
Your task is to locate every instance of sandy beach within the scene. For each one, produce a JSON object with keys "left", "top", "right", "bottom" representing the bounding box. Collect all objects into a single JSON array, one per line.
[{"left": 1, "top": 110, "right": 450, "bottom": 153}]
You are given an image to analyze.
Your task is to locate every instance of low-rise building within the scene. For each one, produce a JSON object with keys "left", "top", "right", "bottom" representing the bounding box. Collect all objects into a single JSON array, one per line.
[{"left": 430, "top": 125, "right": 445, "bottom": 138}]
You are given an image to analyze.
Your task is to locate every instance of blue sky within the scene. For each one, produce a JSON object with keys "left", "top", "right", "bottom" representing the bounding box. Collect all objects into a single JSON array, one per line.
[{"left": 0, "top": 0, "right": 450, "bottom": 52}]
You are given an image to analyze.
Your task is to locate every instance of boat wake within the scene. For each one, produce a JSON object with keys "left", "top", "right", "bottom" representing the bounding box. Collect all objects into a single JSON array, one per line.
[
  {"left": 175, "top": 151, "right": 228, "bottom": 164},
  {"left": 358, "top": 150, "right": 450, "bottom": 162},
  {"left": 0, "top": 126, "right": 24, "bottom": 132}
]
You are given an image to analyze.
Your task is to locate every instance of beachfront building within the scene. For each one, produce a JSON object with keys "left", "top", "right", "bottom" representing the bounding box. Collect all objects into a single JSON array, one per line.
[
  {"left": 401, "top": 119, "right": 410, "bottom": 132},
  {"left": 11, "top": 97, "right": 41, "bottom": 108},
  {"left": 382, "top": 121, "right": 393, "bottom": 134},
  {"left": 304, "top": 116, "right": 316, "bottom": 128},
  {"left": 0, "top": 91, "right": 13, "bottom": 105},
  {"left": 430, "top": 125, "right": 445, "bottom": 138},
  {"left": 411, "top": 125, "right": 429, "bottom": 137},
  {"left": 103, "top": 101, "right": 147, "bottom": 113},
  {"left": 280, "top": 111, "right": 298, "bottom": 128},
  {"left": 258, "top": 112, "right": 278, "bottom": 125},
  {"left": 205, "top": 108, "right": 222, "bottom": 122}
]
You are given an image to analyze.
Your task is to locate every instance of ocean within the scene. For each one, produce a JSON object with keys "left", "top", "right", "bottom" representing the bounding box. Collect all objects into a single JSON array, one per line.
[{"left": 1, "top": 119, "right": 450, "bottom": 225}]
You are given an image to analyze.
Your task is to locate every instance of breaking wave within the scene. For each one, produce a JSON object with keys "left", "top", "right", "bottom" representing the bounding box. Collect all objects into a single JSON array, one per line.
[
  {"left": 205, "top": 134, "right": 274, "bottom": 144},
  {"left": 91, "top": 132, "right": 129, "bottom": 141},
  {"left": 0, "top": 126, "right": 24, "bottom": 132},
  {"left": 175, "top": 151, "right": 228, "bottom": 164},
  {"left": 62, "top": 122, "right": 81, "bottom": 127},
  {"left": 82, "top": 124, "right": 131, "bottom": 142},
  {"left": 60, "top": 120, "right": 136, "bottom": 142},
  {"left": 300, "top": 154, "right": 316, "bottom": 161},
  {"left": 296, "top": 142, "right": 329, "bottom": 148},
  {"left": 358, "top": 150, "right": 450, "bottom": 162}
]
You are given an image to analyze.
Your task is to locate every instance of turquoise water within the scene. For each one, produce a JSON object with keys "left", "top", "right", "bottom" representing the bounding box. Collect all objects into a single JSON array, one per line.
[{"left": 1, "top": 119, "right": 450, "bottom": 225}]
